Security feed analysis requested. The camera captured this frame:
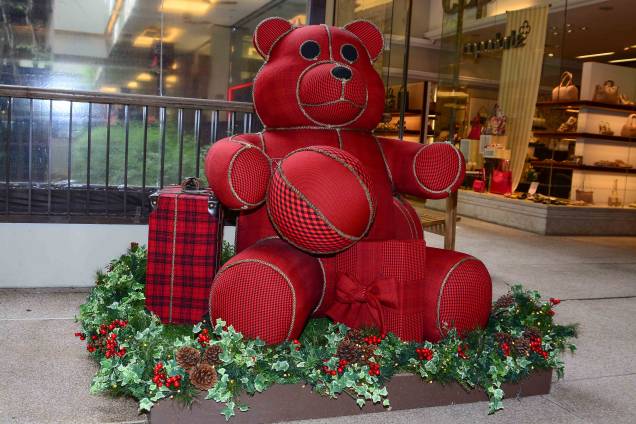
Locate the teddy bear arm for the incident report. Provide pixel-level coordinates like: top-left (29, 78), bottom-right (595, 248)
top-left (377, 137), bottom-right (465, 200)
top-left (204, 135), bottom-right (272, 210)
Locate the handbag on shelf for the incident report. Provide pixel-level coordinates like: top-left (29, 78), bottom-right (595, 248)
top-left (620, 114), bottom-right (636, 138)
top-left (575, 177), bottom-right (593, 204)
top-left (484, 104), bottom-right (506, 135)
top-left (472, 169), bottom-right (486, 193)
top-left (490, 161), bottom-right (513, 195)
top-left (468, 115), bottom-right (482, 139)
top-left (593, 80), bottom-right (620, 104)
top-left (552, 72), bottom-right (579, 102)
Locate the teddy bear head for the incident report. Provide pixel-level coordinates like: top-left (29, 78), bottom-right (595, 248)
top-left (252, 18), bottom-right (385, 130)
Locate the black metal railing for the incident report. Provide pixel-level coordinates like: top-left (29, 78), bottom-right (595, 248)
top-left (0, 84), bottom-right (258, 223)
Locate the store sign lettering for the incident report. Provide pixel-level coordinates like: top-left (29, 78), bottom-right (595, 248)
top-left (443, 0), bottom-right (494, 19)
top-left (463, 20), bottom-right (531, 57)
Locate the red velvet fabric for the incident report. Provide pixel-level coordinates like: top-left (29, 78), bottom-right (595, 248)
top-left (202, 20), bottom-right (491, 344)
top-left (146, 186), bottom-right (222, 324)
top-left (210, 239), bottom-right (323, 344)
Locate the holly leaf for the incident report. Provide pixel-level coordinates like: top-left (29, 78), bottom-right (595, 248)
top-left (272, 360), bottom-right (289, 372)
top-left (356, 398), bottom-right (365, 408)
top-left (139, 398), bottom-right (154, 412)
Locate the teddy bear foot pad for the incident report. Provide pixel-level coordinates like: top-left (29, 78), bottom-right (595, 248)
top-left (149, 369), bottom-right (552, 423)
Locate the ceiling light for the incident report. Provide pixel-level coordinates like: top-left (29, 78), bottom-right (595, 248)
top-left (576, 51), bottom-right (615, 59)
top-left (548, 53), bottom-right (554, 57)
top-left (580, 26), bottom-right (587, 31)
top-left (161, 0), bottom-right (211, 16)
top-left (625, 47), bottom-right (631, 51)
top-left (133, 27), bottom-right (183, 48)
top-left (609, 58), bottom-right (636, 64)
top-left (100, 86), bottom-right (118, 93)
top-left (165, 75), bottom-right (178, 84)
top-left (127, 81), bottom-right (139, 89)
top-left (136, 72), bottom-right (153, 82)
top-left (106, 0), bottom-right (124, 35)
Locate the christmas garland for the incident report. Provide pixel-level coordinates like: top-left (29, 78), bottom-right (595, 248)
top-left (75, 244), bottom-right (577, 420)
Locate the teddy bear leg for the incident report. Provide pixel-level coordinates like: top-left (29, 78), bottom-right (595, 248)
top-left (209, 238), bottom-right (325, 345)
top-left (421, 247), bottom-right (492, 342)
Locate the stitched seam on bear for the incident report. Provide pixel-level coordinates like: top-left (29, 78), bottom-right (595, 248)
top-left (436, 257), bottom-right (477, 336)
top-left (228, 144), bottom-right (266, 208)
top-left (211, 258), bottom-right (297, 341)
top-left (336, 129), bottom-right (343, 149)
top-left (313, 258), bottom-right (327, 313)
top-left (372, 135), bottom-right (394, 189)
top-left (393, 196), bottom-right (416, 239)
top-left (284, 146), bottom-right (376, 238)
top-left (323, 24), bottom-right (333, 60)
top-left (412, 143), bottom-right (463, 194)
top-left (300, 98), bottom-right (365, 108)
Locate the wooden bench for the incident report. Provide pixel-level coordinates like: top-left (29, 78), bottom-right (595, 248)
top-left (406, 192), bottom-right (459, 250)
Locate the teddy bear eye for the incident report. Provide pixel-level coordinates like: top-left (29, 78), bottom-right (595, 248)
top-left (341, 44), bottom-right (358, 63)
top-left (300, 40), bottom-right (320, 60)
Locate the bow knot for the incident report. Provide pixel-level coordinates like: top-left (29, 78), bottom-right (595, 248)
top-left (327, 273), bottom-right (400, 333)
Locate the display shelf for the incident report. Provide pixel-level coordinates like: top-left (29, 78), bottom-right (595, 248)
top-left (390, 110), bottom-right (422, 116)
top-left (532, 131), bottom-right (636, 143)
top-left (536, 100), bottom-right (636, 113)
top-left (530, 160), bottom-right (636, 175)
top-left (374, 129), bottom-right (420, 135)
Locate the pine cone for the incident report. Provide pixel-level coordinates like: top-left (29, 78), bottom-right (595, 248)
top-left (512, 337), bottom-right (531, 357)
top-left (176, 347), bottom-right (201, 371)
top-left (337, 338), bottom-right (374, 364)
top-left (189, 364), bottom-right (218, 391)
top-left (494, 332), bottom-right (513, 345)
top-left (493, 293), bottom-right (515, 311)
top-left (523, 327), bottom-right (542, 340)
top-left (202, 345), bottom-right (223, 366)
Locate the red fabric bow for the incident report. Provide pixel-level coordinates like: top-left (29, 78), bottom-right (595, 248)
top-left (326, 273), bottom-right (400, 333)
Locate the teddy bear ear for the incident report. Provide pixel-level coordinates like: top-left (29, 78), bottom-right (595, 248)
top-left (344, 20), bottom-right (384, 62)
top-left (253, 17), bottom-right (294, 59)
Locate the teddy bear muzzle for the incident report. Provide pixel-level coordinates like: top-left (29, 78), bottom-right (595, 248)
top-left (297, 62), bottom-right (367, 126)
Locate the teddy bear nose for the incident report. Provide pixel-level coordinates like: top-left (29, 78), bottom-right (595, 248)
top-left (331, 66), bottom-right (352, 81)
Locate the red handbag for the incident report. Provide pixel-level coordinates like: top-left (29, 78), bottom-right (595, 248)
top-left (490, 161), bottom-right (512, 195)
top-left (472, 169), bottom-right (486, 193)
top-left (145, 178), bottom-right (224, 324)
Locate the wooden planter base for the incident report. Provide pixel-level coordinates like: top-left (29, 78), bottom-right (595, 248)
top-left (149, 369), bottom-right (552, 423)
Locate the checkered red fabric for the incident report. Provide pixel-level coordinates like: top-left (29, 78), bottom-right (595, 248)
top-left (210, 239), bottom-right (323, 344)
top-left (324, 240), bottom-right (428, 341)
top-left (205, 138), bottom-right (271, 210)
top-left (378, 137), bottom-right (465, 200)
top-left (146, 186), bottom-right (223, 324)
top-left (392, 195), bottom-right (424, 240)
top-left (420, 247), bottom-right (492, 342)
top-left (267, 146), bottom-right (375, 254)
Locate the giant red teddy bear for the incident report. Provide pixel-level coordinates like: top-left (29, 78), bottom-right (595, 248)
top-left (205, 18), bottom-right (492, 345)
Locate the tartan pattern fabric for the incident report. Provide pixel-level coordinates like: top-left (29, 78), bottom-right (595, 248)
top-left (146, 186), bottom-right (222, 324)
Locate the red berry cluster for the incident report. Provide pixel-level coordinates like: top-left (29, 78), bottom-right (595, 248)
top-left (292, 339), bottom-right (301, 351)
top-left (105, 332), bottom-right (126, 358)
top-left (549, 298), bottom-right (561, 305)
top-left (457, 344), bottom-right (469, 359)
top-left (322, 358), bottom-right (349, 376)
top-left (415, 347), bottom-right (433, 361)
top-left (368, 361), bottom-right (381, 376)
top-left (197, 328), bottom-right (210, 347)
top-left (529, 336), bottom-right (549, 359)
top-left (363, 334), bottom-right (386, 345)
top-left (152, 363), bottom-right (167, 387)
top-left (74, 332), bottom-right (86, 341)
top-left (500, 342), bottom-right (511, 357)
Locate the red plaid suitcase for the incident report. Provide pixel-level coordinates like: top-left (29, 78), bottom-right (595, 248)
top-left (145, 178), bottom-right (223, 324)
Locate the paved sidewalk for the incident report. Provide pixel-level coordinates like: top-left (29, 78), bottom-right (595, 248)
top-left (1, 217), bottom-right (635, 423)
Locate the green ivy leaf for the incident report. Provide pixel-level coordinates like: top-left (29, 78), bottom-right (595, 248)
top-left (139, 398), bottom-right (154, 412)
top-left (272, 360), bottom-right (289, 372)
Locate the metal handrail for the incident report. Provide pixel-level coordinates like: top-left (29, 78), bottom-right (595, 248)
top-left (0, 84), bottom-right (258, 223)
top-left (0, 84), bottom-right (255, 112)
